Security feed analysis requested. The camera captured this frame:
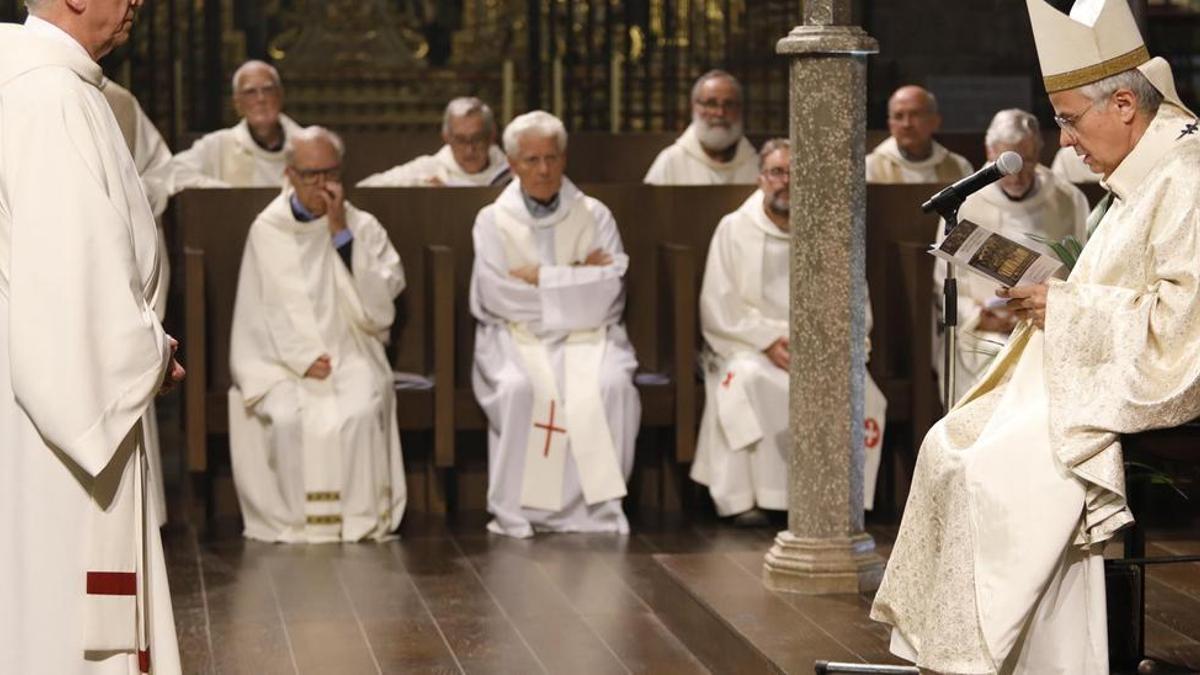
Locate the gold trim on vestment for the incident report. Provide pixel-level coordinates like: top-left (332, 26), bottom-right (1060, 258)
top-left (306, 514), bottom-right (343, 525)
top-left (1044, 46), bottom-right (1150, 93)
top-left (306, 491), bottom-right (340, 502)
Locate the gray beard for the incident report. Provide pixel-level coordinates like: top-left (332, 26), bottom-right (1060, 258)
top-left (694, 118), bottom-right (744, 152)
top-left (767, 192), bottom-right (789, 217)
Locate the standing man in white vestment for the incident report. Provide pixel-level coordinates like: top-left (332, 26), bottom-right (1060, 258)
top-left (866, 85), bottom-right (973, 184)
top-left (691, 140), bottom-right (887, 522)
top-left (872, 0), bottom-right (1200, 672)
top-left (101, 77), bottom-right (174, 527)
top-left (644, 70), bottom-right (759, 185)
top-left (357, 97), bottom-right (511, 187)
top-left (471, 111), bottom-right (641, 538)
top-left (228, 126), bottom-right (407, 543)
top-left (144, 59), bottom-right (302, 199)
top-left (934, 109), bottom-right (1090, 404)
top-left (1, 1), bottom-right (186, 672)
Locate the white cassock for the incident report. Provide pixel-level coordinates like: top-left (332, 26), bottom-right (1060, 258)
top-left (101, 78), bottom-right (174, 527)
top-left (228, 189), bottom-right (407, 543)
top-left (1051, 146), bottom-right (1103, 183)
top-left (143, 113), bottom-right (302, 197)
top-left (1, 18), bottom-right (179, 674)
top-left (865, 136), bottom-right (973, 183)
top-left (470, 178), bottom-right (640, 538)
top-left (356, 144), bottom-right (511, 187)
top-left (934, 164), bottom-right (1089, 403)
top-left (643, 124), bottom-right (759, 185)
top-left (691, 191), bottom-right (886, 514)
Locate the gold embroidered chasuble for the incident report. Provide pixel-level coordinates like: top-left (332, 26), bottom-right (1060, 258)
top-left (872, 104), bottom-right (1200, 673)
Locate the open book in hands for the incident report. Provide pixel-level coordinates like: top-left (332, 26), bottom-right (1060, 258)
top-left (929, 219), bottom-right (1063, 288)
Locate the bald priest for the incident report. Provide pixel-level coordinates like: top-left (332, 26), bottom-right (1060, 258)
top-left (871, 0), bottom-right (1200, 672)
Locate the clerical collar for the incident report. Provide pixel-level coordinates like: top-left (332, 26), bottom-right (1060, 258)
top-left (289, 192), bottom-right (318, 222)
top-left (522, 191), bottom-right (560, 218)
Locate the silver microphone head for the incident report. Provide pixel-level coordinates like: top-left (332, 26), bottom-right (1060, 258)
top-left (996, 151), bottom-right (1024, 176)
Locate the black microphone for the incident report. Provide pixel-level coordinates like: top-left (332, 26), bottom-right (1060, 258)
top-left (920, 151), bottom-right (1024, 215)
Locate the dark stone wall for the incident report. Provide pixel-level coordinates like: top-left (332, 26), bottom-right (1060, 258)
top-left (863, 0), bottom-right (1049, 129)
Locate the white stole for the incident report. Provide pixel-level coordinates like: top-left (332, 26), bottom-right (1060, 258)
top-left (493, 198), bottom-right (627, 511)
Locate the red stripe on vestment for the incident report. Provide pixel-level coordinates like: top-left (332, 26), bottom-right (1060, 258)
top-left (138, 648), bottom-right (151, 673)
top-left (86, 571), bottom-right (137, 596)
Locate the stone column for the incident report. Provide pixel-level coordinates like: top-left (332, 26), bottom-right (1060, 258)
top-left (763, 1), bottom-right (884, 595)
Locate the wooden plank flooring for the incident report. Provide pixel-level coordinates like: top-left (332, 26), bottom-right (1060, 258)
top-left (167, 514), bottom-right (720, 674)
top-left (165, 515), bottom-right (1200, 674)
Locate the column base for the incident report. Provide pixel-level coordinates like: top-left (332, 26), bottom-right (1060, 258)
top-left (762, 530), bottom-right (884, 595)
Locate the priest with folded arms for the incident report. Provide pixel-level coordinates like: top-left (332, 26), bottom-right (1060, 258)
top-left (866, 85), bottom-right (973, 184)
top-left (644, 70), bottom-right (759, 185)
top-left (470, 111), bottom-right (641, 538)
top-left (933, 108), bottom-right (1090, 404)
top-left (1, 2), bottom-right (186, 671)
top-left (145, 59), bottom-right (302, 198)
top-left (228, 126), bottom-right (407, 543)
top-left (872, 1), bottom-right (1200, 672)
top-left (357, 97), bottom-right (511, 187)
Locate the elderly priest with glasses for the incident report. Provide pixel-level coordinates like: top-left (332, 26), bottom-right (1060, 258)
top-left (871, 0), bottom-right (1200, 672)
top-left (228, 126), bottom-right (407, 544)
top-left (470, 111), bottom-right (641, 538)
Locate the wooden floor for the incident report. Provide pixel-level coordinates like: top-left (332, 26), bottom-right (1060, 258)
top-left (163, 511), bottom-right (1200, 675)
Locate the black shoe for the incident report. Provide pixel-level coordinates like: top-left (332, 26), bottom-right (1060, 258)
top-left (732, 508), bottom-right (769, 528)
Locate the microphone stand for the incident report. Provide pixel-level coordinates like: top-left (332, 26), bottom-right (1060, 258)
top-left (937, 202), bottom-right (960, 412)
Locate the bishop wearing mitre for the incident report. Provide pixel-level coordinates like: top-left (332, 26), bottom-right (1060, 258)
top-left (470, 111), bottom-right (640, 538)
top-left (872, 1), bottom-right (1200, 672)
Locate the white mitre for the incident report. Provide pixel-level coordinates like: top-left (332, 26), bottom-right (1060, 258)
top-left (1026, 0), bottom-right (1193, 114)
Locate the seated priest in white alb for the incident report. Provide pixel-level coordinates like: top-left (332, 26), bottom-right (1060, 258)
top-left (470, 111), bottom-right (641, 538)
top-left (934, 109), bottom-right (1089, 404)
top-left (644, 70), bottom-right (758, 185)
top-left (144, 59), bottom-right (301, 198)
top-left (357, 97), bottom-right (511, 187)
top-left (228, 126), bottom-right (407, 543)
top-left (866, 85), bottom-right (973, 183)
top-left (100, 77), bottom-right (174, 527)
top-left (691, 140), bottom-right (887, 523)
top-left (1051, 144), bottom-right (1103, 183)
top-left (873, 1), bottom-right (1200, 671)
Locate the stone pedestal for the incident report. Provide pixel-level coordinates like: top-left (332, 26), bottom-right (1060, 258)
top-left (763, 13), bottom-right (884, 595)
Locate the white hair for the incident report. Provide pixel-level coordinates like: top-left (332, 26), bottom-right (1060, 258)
top-left (502, 111), bottom-right (568, 157)
top-left (985, 109), bottom-right (1042, 151)
top-left (285, 125), bottom-right (345, 164)
top-left (442, 97), bottom-right (496, 135)
top-left (231, 60), bottom-right (282, 93)
top-left (690, 69), bottom-right (743, 103)
top-left (1079, 68), bottom-right (1163, 114)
